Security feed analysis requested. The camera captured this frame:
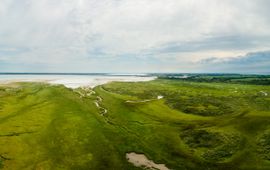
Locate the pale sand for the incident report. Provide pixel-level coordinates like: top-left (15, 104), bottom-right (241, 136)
top-left (157, 95), bottom-right (164, 99)
top-left (260, 91), bottom-right (268, 96)
top-left (126, 152), bottom-right (169, 170)
top-left (126, 95), bottom-right (164, 103)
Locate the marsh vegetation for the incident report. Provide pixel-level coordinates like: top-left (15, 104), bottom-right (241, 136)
top-left (0, 76), bottom-right (270, 169)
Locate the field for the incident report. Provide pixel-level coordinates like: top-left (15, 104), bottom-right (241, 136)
top-left (1, 77), bottom-right (270, 169)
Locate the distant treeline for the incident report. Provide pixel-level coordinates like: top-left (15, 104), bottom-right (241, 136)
top-left (157, 74), bottom-right (270, 85)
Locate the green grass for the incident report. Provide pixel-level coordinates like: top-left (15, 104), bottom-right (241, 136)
top-left (0, 79), bottom-right (270, 169)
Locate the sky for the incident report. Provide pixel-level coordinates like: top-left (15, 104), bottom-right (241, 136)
top-left (0, 0), bottom-right (270, 73)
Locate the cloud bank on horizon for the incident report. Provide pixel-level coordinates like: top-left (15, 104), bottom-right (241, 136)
top-left (0, 0), bottom-right (270, 73)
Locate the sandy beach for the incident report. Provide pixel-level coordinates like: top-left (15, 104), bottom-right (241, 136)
top-left (0, 74), bottom-right (156, 88)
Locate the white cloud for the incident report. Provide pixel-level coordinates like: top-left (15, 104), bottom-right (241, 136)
top-left (0, 0), bottom-right (270, 72)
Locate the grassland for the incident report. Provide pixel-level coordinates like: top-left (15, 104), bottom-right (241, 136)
top-left (0, 77), bottom-right (270, 169)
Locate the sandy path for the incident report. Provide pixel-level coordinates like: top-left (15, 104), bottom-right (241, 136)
top-left (126, 152), bottom-right (169, 170)
top-left (94, 96), bottom-right (108, 115)
top-left (75, 87), bottom-right (95, 98)
top-left (74, 87), bottom-right (107, 115)
top-left (126, 96), bottom-right (164, 103)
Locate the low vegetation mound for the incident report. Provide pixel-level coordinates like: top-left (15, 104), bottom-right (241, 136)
top-left (257, 130), bottom-right (270, 160)
top-left (181, 129), bottom-right (243, 162)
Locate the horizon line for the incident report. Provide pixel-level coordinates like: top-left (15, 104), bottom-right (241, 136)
top-left (0, 72), bottom-right (269, 75)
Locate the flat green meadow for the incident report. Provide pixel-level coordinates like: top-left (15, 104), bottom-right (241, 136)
top-left (0, 78), bottom-right (270, 169)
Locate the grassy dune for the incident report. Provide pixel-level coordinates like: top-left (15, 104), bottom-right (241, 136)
top-left (0, 79), bottom-right (270, 169)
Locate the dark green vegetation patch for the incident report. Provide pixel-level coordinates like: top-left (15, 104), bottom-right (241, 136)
top-left (257, 130), bottom-right (270, 160)
top-left (181, 129), bottom-right (223, 148)
top-left (0, 77), bottom-right (270, 169)
top-left (181, 128), bottom-right (243, 162)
